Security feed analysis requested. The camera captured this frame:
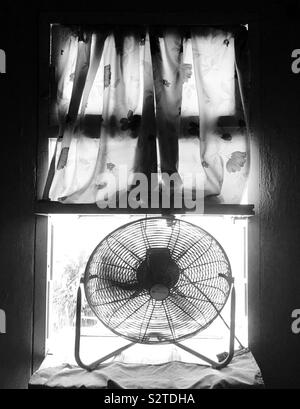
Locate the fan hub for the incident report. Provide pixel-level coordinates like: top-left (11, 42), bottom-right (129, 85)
top-left (150, 284), bottom-right (169, 301)
top-left (136, 248), bottom-right (180, 291)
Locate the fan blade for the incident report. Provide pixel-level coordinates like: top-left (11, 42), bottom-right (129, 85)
top-left (109, 280), bottom-right (141, 292)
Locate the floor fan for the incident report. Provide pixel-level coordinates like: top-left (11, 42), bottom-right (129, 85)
top-left (75, 216), bottom-right (236, 370)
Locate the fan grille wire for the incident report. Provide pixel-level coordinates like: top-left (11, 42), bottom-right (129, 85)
top-left (84, 217), bottom-right (232, 344)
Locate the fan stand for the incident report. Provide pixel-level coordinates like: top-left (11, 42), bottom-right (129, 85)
top-left (173, 283), bottom-right (236, 370)
top-left (75, 284), bottom-right (136, 371)
top-left (74, 282), bottom-right (236, 371)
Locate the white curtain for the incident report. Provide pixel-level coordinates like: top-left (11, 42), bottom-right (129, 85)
top-left (45, 25), bottom-right (250, 206)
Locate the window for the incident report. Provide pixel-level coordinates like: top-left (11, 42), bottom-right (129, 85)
top-left (46, 214), bottom-right (248, 364)
top-left (34, 13), bottom-right (258, 372)
top-left (41, 22), bottom-right (250, 209)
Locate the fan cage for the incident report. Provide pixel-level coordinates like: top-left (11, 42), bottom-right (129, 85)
top-left (84, 217), bottom-right (232, 345)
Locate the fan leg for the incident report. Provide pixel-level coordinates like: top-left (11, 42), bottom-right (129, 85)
top-left (75, 285), bottom-right (91, 371)
top-left (213, 284), bottom-right (236, 369)
top-left (173, 342), bottom-right (220, 366)
top-left (173, 284), bottom-right (236, 370)
top-left (75, 285), bottom-right (136, 371)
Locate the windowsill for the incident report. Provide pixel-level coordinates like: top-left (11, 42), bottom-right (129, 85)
top-left (29, 348), bottom-right (264, 389)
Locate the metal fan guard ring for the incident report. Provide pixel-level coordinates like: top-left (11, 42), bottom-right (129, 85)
top-left (84, 217), bottom-right (232, 345)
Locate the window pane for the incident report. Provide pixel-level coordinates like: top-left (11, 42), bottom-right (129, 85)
top-left (47, 214), bottom-right (247, 364)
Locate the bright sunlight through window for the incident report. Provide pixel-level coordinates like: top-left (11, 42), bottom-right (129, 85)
top-left (46, 214), bottom-right (248, 365)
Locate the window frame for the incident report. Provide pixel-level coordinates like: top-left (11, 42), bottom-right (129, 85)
top-left (33, 10), bottom-right (260, 373)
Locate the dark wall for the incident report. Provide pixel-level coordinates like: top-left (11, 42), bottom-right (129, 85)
top-left (0, 9), bottom-right (37, 388)
top-left (0, 1), bottom-right (300, 388)
top-left (258, 6), bottom-right (300, 388)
